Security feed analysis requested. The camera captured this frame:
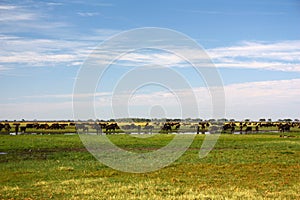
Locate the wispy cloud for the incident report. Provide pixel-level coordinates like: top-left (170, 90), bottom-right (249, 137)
top-left (0, 36), bottom-right (90, 67)
top-left (77, 12), bottom-right (100, 17)
top-left (0, 4), bottom-right (36, 21)
top-left (1, 30), bottom-right (300, 74)
top-left (67, 1), bottom-right (113, 7)
top-left (208, 40), bottom-right (300, 61)
top-left (46, 2), bottom-right (64, 6)
top-left (116, 51), bottom-right (186, 67)
top-left (0, 5), bottom-right (17, 10)
top-left (2, 78), bottom-right (299, 120)
top-left (83, 38), bottom-right (300, 73)
top-left (86, 40), bottom-right (300, 72)
top-left (176, 9), bottom-right (285, 16)
top-left (0, 1), bottom-right (73, 37)
top-left (22, 91), bottom-right (112, 100)
top-left (208, 40), bottom-right (300, 72)
top-left (224, 79), bottom-right (300, 120)
top-left (0, 2), bottom-right (299, 73)
top-left (94, 78), bottom-right (300, 119)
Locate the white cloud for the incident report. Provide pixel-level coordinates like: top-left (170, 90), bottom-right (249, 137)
top-left (0, 35), bottom-right (92, 66)
top-left (214, 61), bottom-right (300, 72)
top-left (77, 12), bottom-right (100, 17)
top-left (0, 52), bottom-right (77, 65)
top-left (46, 2), bottom-right (64, 6)
top-left (0, 11), bottom-right (36, 22)
top-left (99, 78), bottom-right (300, 120)
top-left (117, 51), bottom-right (186, 67)
top-left (224, 79), bottom-right (300, 120)
top-left (1, 36), bottom-right (300, 75)
top-left (177, 9), bottom-right (285, 16)
top-left (5, 79), bottom-right (297, 120)
top-left (0, 4), bottom-right (37, 22)
top-left (1, 2), bottom-right (298, 74)
top-left (208, 40), bottom-right (300, 60)
top-left (207, 40), bottom-right (300, 72)
top-left (0, 5), bottom-right (17, 10)
top-left (0, 28), bottom-right (124, 68)
top-left (0, 2), bottom-right (72, 37)
top-left (67, 1), bottom-right (113, 7)
top-left (80, 40), bottom-right (300, 71)
top-left (22, 92), bottom-right (112, 100)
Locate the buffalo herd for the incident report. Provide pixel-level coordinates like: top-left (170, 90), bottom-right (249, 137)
top-left (221, 122), bottom-right (300, 134)
top-left (0, 121), bottom-right (299, 135)
top-left (0, 122), bottom-right (69, 135)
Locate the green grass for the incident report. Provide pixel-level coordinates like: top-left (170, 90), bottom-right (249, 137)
top-left (0, 133), bottom-right (299, 199)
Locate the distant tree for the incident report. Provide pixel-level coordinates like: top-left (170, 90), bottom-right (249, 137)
top-left (217, 118), bottom-right (228, 122)
top-left (173, 119), bottom-right (181, 122)
top-left (185, 118), bottom-right (192, 122)
top-left (229, 119), bottom-right (235, 122)
top-left (268, 119), bottom-right (272, 122)
top-left (244, 119), bottom-right (250, 122)
top-left (294, 119), bottom-right (299, 122)
top-left (160, 118), bottom-right (167, 122)
top-left (259, 119), bottom-right (266, 122)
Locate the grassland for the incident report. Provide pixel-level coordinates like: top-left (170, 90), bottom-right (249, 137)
top-left (0, 132), bottom-right (299, 199)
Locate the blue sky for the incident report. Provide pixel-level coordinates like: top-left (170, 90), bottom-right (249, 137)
top-left (0, 0), bottom-right (300, 120)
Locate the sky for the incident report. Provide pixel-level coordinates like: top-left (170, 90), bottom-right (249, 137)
top-left (0, 0), bottom-right (300, 121)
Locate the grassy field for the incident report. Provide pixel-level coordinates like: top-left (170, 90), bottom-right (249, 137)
top-left (0, 132), bottom-right (299, 199)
